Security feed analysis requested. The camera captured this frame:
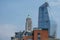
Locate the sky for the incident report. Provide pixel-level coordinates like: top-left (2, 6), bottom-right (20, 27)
top-left (0, 0), bottom-right (60, 40)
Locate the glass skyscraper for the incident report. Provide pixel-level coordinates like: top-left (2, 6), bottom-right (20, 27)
top-left (38, 2), bottom-right (50, 30)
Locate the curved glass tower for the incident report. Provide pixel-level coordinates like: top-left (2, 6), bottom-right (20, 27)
top-left (38, 2), bottom-right (50, 30)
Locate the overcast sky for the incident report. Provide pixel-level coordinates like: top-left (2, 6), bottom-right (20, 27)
top-left (0, 0), bottom-right (60, 40)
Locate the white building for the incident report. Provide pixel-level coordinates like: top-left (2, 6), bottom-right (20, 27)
top-left (25, 15), bottom-right (32, 32)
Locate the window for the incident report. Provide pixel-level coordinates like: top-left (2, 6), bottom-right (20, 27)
top-left (38, 33), bottom-right (40, 35)
top-left (15, 33), bottom-right (18, 35)
top-left (28, 38), bottom-right (32, 40)
top-left (38, 33), bottom-right (40, 40)
top-left (38, 33), bottom-right (40, 37)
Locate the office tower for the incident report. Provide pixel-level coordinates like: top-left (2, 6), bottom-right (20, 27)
top-left (38, 2), bottom-right (50, 30)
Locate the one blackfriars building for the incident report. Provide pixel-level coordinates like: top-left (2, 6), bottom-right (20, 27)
top-left (38, 2), bottom-right (50, 31)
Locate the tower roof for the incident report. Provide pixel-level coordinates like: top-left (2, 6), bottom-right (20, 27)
top-left (26, 14), bottom-right (31, 20)
top-left (27, 14), bottom-right (31, 18)
top-left (40, 2), bottom-right (49, 8)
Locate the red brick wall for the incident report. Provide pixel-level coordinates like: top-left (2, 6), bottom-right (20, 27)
top-left (23, 36), bottom-right (33, 40)
top-left (33, 30), bottom-right (48, 40)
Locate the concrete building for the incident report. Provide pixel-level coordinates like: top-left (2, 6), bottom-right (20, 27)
top-left (25, 15), bottom-right (32, 32)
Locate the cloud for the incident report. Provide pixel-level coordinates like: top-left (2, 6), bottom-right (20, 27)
top-left (0, 24), bottom-right (20, 40)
